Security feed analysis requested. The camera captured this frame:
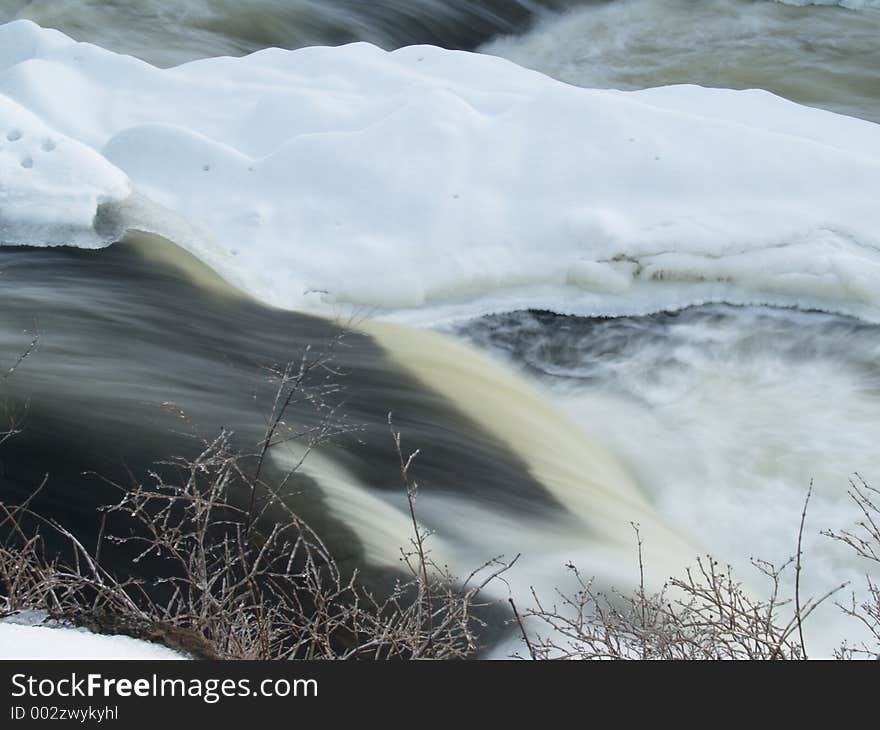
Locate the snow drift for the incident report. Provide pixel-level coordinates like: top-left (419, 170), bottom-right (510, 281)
top-left (2, 19), bottom-right (880, 323)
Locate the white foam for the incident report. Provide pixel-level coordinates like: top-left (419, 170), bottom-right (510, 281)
top-left (362, 319), bottom-right (702, 591)
top-left (481, 0), bottom-right (880, 124)
top-left (457, 305), bottom-right (880, 656)
top-left (776, 0), bottom-right (878, 7)
top-left (2, 20), bottom-right (880, 324)
top-left (273, 447), bottom-right (447, 571)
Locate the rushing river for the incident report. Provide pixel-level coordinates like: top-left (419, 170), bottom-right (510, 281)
top-left (1, 0), bottom-right (879, 655)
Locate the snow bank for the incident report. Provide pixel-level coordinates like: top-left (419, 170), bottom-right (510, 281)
top-left (2, 20), bottom-right (880, 322)
top-left (0, 93), bottom-right (129, 246)
top-left (0, 623), bottom-right (184, 659)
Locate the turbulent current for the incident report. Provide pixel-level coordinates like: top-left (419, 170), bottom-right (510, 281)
top-left (0, 0), bottom-right (571, 66)
top-left (456, 306), bottom-right (880, 652)
top-left (3, 0), bottom-right (878, 121)
top-left (1, 1), bottom-right (879, 656)
top-left (484, 0), bottom-right (880, 123)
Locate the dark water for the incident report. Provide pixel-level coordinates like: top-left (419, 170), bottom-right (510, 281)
top-left (482, 0), bottom-right (880, 123)
top-left (0, 0), bottom-right (575, 66)
top-left (0, 234), bottom-right (564, 600)
top-left (4, 1), bottom-right (876, 123)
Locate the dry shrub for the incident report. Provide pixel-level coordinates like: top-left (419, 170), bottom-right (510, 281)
top-left (2, 339), bottom-right (879, 660)
top-left (825, 477), bottom-right (880, 660)
top-left (0, 428), bottom-right (516, 659)
top-left (509, 489), bottom-right (880, 660)
top-left (0, 343), bottom-right (514, 659)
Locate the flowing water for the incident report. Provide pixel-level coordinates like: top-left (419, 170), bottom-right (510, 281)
top-left (455, 306), bottom-right (880, 651)
top-left (1, 0), bottom-right (879, 655)
top-left (0, 0), bottom-right (570, 66)
top-left (483, 0), bottom-right (880, 122)
top-left (3, 0), bottom-right (877, 121)
top-left (0, 233), bottom-right (700, 651)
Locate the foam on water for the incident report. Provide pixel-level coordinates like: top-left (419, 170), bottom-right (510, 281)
top-left (483, 0), bottom-right (880, 123)
top-left (456, 305), bottom-right (880, 655)
top-left (0, 0), bottom-right (565, 67)
top-left (363, 319), bottom-right (700, 582)
top-left (776, 0), bottom-right (878, 7)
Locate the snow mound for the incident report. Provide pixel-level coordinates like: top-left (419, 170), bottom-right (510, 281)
top-left (2, 20), bottom-right (880, 322)
top-left (0, 92), bottom-right (129, 246)
top-left (0, 623), bottom-right (184, 660)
